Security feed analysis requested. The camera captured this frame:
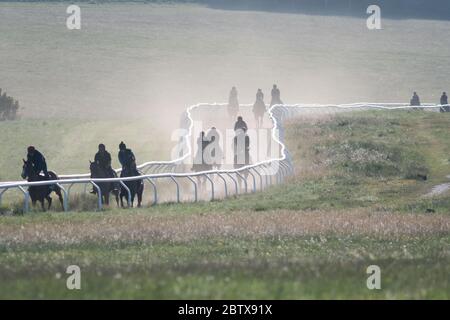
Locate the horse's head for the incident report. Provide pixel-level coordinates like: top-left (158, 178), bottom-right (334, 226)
top-left (89, 160), bottom-right (98, 175)
top-left (21, 159), bottom-right (35, 180)
top-left (90, 160), bottom-right (108, 178)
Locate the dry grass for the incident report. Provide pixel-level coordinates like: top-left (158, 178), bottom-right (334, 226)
top-left (1, 210), bottom-right (449, 246)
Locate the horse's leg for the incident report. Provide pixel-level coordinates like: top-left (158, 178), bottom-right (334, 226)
top-left (120, 191), bottom-right (125, 208)
top-left (105, 192), bottom-right (109, 206)
top-left (130, 191), bottom-right (135, 208)
top-left (56, 189), bottom-right (64, 210)
top-left (46, 196), bottom-right (52, 210)
top-left (137, 185), bottom-right (143, 208)
top-left (114, 190), bottom-right (120, 208)
top-left (40, 199), bottom-right (46, 211)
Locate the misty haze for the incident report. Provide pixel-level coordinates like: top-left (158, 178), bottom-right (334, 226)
top-left (0, 0), bottom-right (449, 301)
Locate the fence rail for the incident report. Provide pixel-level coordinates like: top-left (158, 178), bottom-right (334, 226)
top-left (0, 102), bottom-right (448, 212)
top-left (0, 102), bottom-right (294, 211)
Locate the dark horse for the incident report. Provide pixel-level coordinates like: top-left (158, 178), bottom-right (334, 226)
top-left (120, 160), bottom-right (144, 208)
top-left (89, 161), bottom-right (119, 207)
top-left (21, 159), bottom-right (64, 211)
top-left (253, 99), bottom-right (266, 128)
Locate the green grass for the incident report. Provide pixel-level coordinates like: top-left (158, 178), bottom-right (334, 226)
top-left (0, 110), bottom-right (449, 299)
top-left (1, 236), bottom-right (449, 299)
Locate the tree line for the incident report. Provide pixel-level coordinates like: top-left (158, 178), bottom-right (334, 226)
top-left (199, 0), bottom-right (450, 19)
top-left (0, 89), bottom-right (20, 121)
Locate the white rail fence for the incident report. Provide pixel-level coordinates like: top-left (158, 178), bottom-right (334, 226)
top-left (0, 102), bottom-right (447, 212)
top-left (0, 102), bottom-right (294, 211)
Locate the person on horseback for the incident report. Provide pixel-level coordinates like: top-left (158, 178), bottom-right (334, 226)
top-left (26, 146), bottom-right (49, 178)
top-left (253, 89), bottom-right (266, 128)
top-left (233, 127), bottom-right (251, 190)
top-left (234, 116), bottom-right (248, 133)
top-left (256, 88), bottom-right (264, 102)
top-left (118, 141), bottom-right (137, 177)
top-left (117, 142), bottom-right (144, 207)
top-left (270, 84), bottom-right (283, 107)
top-left (192, 131), bottom-right (212, 187)
top-left (95, 143), bottom-right (115, 177)
top-left (227, 86), bottom-right (239, 120)
top-left (205, 127), bottom-right (223, 170)
top-left (233, 128), bottom-right (250, 169)
top-left (90, 143), bottom-right (118, 194)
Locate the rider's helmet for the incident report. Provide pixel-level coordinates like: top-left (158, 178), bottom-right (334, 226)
top-left (27, 146), bottom-right (35, 154)
top-left (98, 143), bottom-right (106, 151)
top-left (119, 141), bottom-right (126, 150)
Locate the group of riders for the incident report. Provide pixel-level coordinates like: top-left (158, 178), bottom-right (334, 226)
top-left (25, 142), bottom-right (137, 182)
top-left (192, 115), bottom-right (251, 175)
top-left (23, 85), bottom-right (284, 185)
top-left (228, 85), bottom-right (283, 128)
top-left (23, 142), bottom-right (143, 208)
top-left (21, 87), bottom-right (449, 205)
top-left (192, 85), bottom-right (283, 181)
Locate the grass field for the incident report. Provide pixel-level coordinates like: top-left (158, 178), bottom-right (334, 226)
top-left (0, 109), bottom-right (449, 299)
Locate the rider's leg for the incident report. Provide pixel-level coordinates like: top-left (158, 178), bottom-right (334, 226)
top-left (42, 163), bottom-right (49, 178)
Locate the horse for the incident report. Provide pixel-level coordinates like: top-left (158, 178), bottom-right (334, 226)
top-left (89, 161), bottom-right (119, 207)
top-left (253, 99), bottom-right (266, 128)
top-left (119, 161), bottom-right (144, 208)
top-left (21, 159), bottom-right (64, 211)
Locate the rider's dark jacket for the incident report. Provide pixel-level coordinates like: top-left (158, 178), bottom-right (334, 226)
top-left (118, 149), bottom-right (135, 169)
top-left (441, 94), bottom-right (448, 105)
top-left (411, 95), bottom-right (421, 106)
top-left (95, 151), bottom-right (112, 169)
top-left (27, 150), bottom-right (48, 176)
top-left (234, 120), bottom-right (248, 132)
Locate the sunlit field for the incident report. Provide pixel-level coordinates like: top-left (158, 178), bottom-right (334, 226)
top-left (1, 110), bottom-right (449, 299)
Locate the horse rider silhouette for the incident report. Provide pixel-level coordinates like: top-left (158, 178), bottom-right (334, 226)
top-left (26, 146), bottom-right (49, 178)
top-left (118, 141), bottom-right (137, 177)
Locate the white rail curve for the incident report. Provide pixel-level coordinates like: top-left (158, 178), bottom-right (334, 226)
top-left (0, 102), bottom-right (447, 212)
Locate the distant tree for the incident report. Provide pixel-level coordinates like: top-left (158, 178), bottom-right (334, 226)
top-left (0, 89), bottom-right (20, 121)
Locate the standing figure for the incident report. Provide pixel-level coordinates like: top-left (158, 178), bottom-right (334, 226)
top-left (440, 92), bottom-right (449, 112)
top-left (410, 92), bottom-right (421, 107)
top-left (227, 87), bottom-right (239, 121)
top-left (270, 84), bottom-right (283, 107)
top-left (234, 116), bottom-right (248, 133)
top-left (253, 88), bottom-right (266, 128)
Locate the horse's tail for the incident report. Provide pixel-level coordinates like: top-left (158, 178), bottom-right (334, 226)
top-left (48, 171), bottom-right (58, 180)
top-left (47, 171), bottom-right (60, 193)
